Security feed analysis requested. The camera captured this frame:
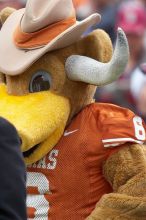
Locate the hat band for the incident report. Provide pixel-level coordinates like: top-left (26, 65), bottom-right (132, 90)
top-left (13, 16), bottom-right (76, 49)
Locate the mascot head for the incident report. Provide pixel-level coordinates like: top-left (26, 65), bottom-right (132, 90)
top-left (0, 0), bottom-right (129, 164)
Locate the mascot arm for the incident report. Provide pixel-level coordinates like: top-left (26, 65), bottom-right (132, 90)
top-left (87, 143), bottom-right (146, 220)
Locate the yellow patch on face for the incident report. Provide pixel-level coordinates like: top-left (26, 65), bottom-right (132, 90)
top-left (0, 84), bottom-right (70, 164)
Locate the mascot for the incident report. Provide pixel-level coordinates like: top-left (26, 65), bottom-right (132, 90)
top-left (0, 0), bottom-right (146, 219)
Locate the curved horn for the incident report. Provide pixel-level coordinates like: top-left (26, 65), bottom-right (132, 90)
top-left (65, 28), bottom-right (129, 86)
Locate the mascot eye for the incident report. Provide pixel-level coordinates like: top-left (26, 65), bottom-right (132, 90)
top-left (29, 70), bottom-right (51, 93)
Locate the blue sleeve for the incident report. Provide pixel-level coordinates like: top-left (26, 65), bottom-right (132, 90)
top-left (0, 117), bottom-right (27, 220)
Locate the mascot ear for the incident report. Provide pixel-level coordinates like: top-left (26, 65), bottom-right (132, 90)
top-left (0, 7), bottom-right (16, 25)
top-left (75, 29), bottom-right (113, 63)
top-left (56, 29), bottom-right (113, 65)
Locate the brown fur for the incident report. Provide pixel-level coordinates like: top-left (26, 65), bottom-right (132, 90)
top-left (7, 30), bottom-right (113, 119)
top-left (87, 144), bottom-right (146, 219)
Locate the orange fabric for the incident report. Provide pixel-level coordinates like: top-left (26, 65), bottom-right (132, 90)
top-left (26, 103), bottom-right (146, 219)
top-left (27, 207), bottom-right (36, 219)
top-left (13, 16), bottom-right (76, 49)
top-left (73, 0), bottom-right (88, 8)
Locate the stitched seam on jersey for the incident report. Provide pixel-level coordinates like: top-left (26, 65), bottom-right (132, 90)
top-left (90, 104), bottom-right (101, 131)
top-left (90, 104), bottom-right (105, 150)
top-left (80, 136), bottom-right (93, 217)
top-left (89, 104), bottom-right (106, 207)
top-left (91, 104), bottom-right (102, 136)
top-left (82, 104), bottom-right (98, 216)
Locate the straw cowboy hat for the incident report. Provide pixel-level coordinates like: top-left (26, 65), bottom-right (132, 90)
top-left (0, 0), bottom-right (100, 75)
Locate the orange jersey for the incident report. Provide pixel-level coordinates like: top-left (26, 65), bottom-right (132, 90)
top-left (27, 103), bottom-right (146, 220)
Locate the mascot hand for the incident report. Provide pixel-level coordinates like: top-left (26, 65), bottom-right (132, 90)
top-left (87, 144), bottom-right (146, 220)
top-left (86, 193), bottom-right (146, 220)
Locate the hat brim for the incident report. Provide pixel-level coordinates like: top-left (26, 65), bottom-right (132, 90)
top-left (0, 9), bottom-right (100, 75)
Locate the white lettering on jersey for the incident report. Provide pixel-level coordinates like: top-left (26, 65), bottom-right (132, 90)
top-left (27, 172), bottom-right (51, 220)
top-left (26, 150), bottom-right (59, 218)
top-left (27, 149), bottom-right (59, 170)
top-left (37, 157), bottom-right (46, 169)
top-left (133, 116), bottom-right (146, 141)
top-left (47, 150), bottom-right (59, 170)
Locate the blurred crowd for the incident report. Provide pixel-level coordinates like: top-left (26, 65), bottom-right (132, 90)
top-left (74, 0), bottom-right (146, 121)
top-left (1, 0), bottom-right (146, 121)
top-left (0, 0), bottom-right (26, 10)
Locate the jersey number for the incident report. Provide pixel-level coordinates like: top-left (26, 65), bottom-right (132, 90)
top-left (27, 172), bottom-right (50, 220)
top-left (133, 116), bottom-right (145, 141)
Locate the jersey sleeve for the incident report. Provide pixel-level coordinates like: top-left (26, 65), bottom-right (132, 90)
top-left (92, 103), bottom-right (146, 148)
